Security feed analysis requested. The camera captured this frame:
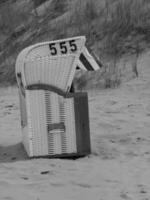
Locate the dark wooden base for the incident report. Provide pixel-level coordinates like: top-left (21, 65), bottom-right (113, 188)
top-left (29, 152), bottom-right (90, 160)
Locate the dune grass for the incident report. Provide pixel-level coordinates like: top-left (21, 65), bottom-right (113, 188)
top-left (0, 0), bottom-right (150, 85)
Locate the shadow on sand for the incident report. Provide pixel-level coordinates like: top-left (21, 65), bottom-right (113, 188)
top-left (0, 143), bottom-right (88, 162)
top-left (0, 143), bottom-right (28, 163)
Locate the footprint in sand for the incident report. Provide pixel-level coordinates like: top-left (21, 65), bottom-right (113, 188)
top-left (71, 181), bottom-right (92, 188)
top-left (120, 192), bottom-right (131, 199)
top-left (119, 137), bottom-right (132, 145)
top-left (50, 182), bottom-right (65, 187)
top-left (3, 112), bottom-right (11, 116)
top-left (137, 184), bottom-right (148, 197)
top-left (139, 187), bottom-right (147, 194)
top-left (21, 176), bottom-right (29, 180)
top-left (5, 104), bottom-right (14, 108)
top-left (3, 197), bottom-right (14, 200)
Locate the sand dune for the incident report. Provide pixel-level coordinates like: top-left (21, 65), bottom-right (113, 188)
top-left (0, 51), bottom-right (150, 200)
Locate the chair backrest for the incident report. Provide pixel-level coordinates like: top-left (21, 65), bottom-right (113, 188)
top-left (16, 36), bottom-right (86, 92)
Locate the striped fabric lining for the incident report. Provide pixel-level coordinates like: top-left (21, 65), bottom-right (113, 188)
top-left (77, 47), bottom-right (103, 71)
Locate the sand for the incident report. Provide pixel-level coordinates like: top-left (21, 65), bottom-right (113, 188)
top-left (0, 51), bottom-right (150, 200)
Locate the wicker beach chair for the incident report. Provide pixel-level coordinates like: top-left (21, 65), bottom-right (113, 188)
top-left (16, 36), bottom-right (91, 157)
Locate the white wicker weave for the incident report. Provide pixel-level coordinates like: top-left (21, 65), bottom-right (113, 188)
top-left (24, 55), bottom-right (76, 92)
top-left (16, 36), bottom-right (85, 157)
top-left (25, 90), bottom-right (76, 157)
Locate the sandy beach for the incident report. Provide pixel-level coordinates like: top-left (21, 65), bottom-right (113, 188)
top-left (0, 51), bottom-right (150, 200)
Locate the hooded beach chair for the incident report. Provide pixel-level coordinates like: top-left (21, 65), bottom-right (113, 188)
top-left (16, 36), bottom-right (91, 157)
